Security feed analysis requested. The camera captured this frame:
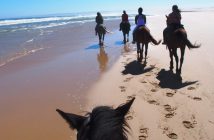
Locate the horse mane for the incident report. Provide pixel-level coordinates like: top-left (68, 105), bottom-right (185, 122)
top-left (88, 106), bottom-right (129, 140)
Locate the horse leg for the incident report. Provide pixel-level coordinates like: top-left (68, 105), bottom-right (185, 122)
top-left (137, 43), bottom-right (141, 61)
top-left (179, 46), bottom-right (185, 75)
top-left (141, 44), bottom-right (144, 60)
top-left (127, 33), bottom-right (129, 42)
top-left (145, 43), bottom-right (148, 59)
top-left (98, 34), bottom-right (102, 45)
top-left (169, 48), bottom-right (173, 71)
top-left (173, 48), bottom-right (179, 74)
top-left (123, 32), bottom-right (126, 44)
top-left (102, 34), bottom-right (105, 45)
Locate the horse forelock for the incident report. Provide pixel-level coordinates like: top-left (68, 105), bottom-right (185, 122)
top-left (85, 106), bottom-right (129, 140)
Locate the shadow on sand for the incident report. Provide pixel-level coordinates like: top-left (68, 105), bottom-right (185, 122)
top-left (156, 69), bottom-right (198, 89)
top-left (122, 60), bottom-right (154, 75)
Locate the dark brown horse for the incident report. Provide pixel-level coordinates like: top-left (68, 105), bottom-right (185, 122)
top-left (96, 24), bottom-right (107, 45)
top-left (56, 98), bottom-right (135, 140)
top-left (120, 22), bottom-right (130, 44)
top-left (135, 26), bottom-right (161, 62)
top-left (165, 28), bottom-right (200, 75)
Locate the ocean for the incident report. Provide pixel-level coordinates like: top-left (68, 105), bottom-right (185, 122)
top-left (0, 11), bottom-right (137, 67)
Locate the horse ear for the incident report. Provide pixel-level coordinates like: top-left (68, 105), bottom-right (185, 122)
top-left (56, 109), bottom-right (86, 131)
top-left (115, 97), bottom-right (135, 117)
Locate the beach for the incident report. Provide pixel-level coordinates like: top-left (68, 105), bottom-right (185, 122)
top-left (0, 9), bottom-right (214, 140)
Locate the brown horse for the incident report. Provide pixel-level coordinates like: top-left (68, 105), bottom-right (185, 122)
top-left (165, 28), bottom-right (200, 75)
top-left (56, 98), bottom-right (135, 140)
top-left (135, 26), bottom-right (161, 62)
top-left (96, 24), bottom-right (107, 45)
top-left (120, 22), bottom-right (130, 44)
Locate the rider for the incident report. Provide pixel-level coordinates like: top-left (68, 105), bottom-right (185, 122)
top-left (132, 7), bottom-right (147, 44)
top-left (95, 12), bottom-right (104, 36)
top-left (162, 5), bottom-right (183, 44)
top-left (119, 10), bottom-right (130, 31)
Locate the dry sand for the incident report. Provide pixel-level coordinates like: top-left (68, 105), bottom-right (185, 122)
top-left (86, 11), bottom-right (214, 140)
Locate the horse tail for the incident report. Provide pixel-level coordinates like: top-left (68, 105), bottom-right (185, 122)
top-left (183, 36), bottom-right (201, 49)
top-left (150, 35), bottom-right (161, 45)
top-left (177, 29), bottom-right (201, 49)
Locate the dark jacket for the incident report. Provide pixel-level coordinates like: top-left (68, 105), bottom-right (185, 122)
top-left (96, 15), bottom-right (103, 25)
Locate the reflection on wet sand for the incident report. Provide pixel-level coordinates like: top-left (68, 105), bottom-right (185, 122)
top-left (97, 46), bottom-right (108, 72)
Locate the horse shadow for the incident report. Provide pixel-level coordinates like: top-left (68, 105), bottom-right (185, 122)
top-left (122, 60), bottom-right (154, 75)
top-left (156, 69), bottom-right (198, 89)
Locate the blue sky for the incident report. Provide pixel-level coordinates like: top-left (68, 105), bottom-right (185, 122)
top-left (1, 0), bottom-right (214, 18)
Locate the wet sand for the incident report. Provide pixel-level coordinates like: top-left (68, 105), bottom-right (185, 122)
top-left (0, 20), bottom-right (127, 140)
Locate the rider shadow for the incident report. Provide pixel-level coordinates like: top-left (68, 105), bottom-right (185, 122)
top-left (122, 60), bottom-right (154, 75)
top-left (156, 69), bottom-right (198, 89)
top-left (97, 47), bottom-right (108, 72)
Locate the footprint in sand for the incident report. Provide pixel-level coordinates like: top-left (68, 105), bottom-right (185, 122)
top-left (126, 115), bottom-right (133, 120)
top-left (140, 80), bottom-right (147, 83)
top-left (187, 86), bottom-right (196, 90)
top-left (166, 92), bottom-right (174, 97)
top-left (164, 104), bottom-right (176, 118)
top-left (124, 77), bottom-right (133, 82)
top-left (151, 89), bottom-right (158, 92)
top-left (127, 95), bottom-right (136, 102)
top-left (164, 104), bottom-right (176, 112)
top-left (167, 133), bottom-right (178, 139)
top-left (147, 100), bottom-right (160, 105)
top-left (165, 112), bottom-right (175, 118)
top-left (182, 121), bottom-right (195, 129)
top-left (162, 127), bottom-right (178, 139)
top-left (119, 86), bottom-right (126, 92)
top-left (139, 127), bottom-right (149, 140)
top-left (188, 96), bottom-right (202, 101)
top-left (193, 97), bottom-right (202, 101)
top-left (145, 74), bottom-right (151, 77)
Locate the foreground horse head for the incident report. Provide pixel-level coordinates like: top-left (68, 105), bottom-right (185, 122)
top-left (135, 26), bottom-right (161, 62)
top-left (56, 98), bottom-right (135, 140)
top-left (166, 28), bottom-right (200, 76)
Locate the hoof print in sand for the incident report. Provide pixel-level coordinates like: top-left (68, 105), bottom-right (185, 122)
top-left (126, 115), bottom-right (133, 120)
top-left (147, 100), bottom-right (159, 105)
top-left (139, 128), bottom-right (148, 140)
top-left (187, 86), bottom-right (196, 90)
top-left (165, 112), bottom-right (175, 118)
top-left (167, 133), bottom-right (178, 139)
top-left (164, 104), bottom-right (176, 112)
top-left (119, 86), bottom-right (126, 92)
top-left (193, 97), bottom-right (202, 101)
top-left (166, 92), bottom-right (174, 97)
top-left (182, 121), bottom-right (195, 129)
top-left (141, 80), bottom-right (147, 83)
top-left (124, 77), bottom-right (133, 82)
top-left (151, 89), bottom-right (158, 92)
